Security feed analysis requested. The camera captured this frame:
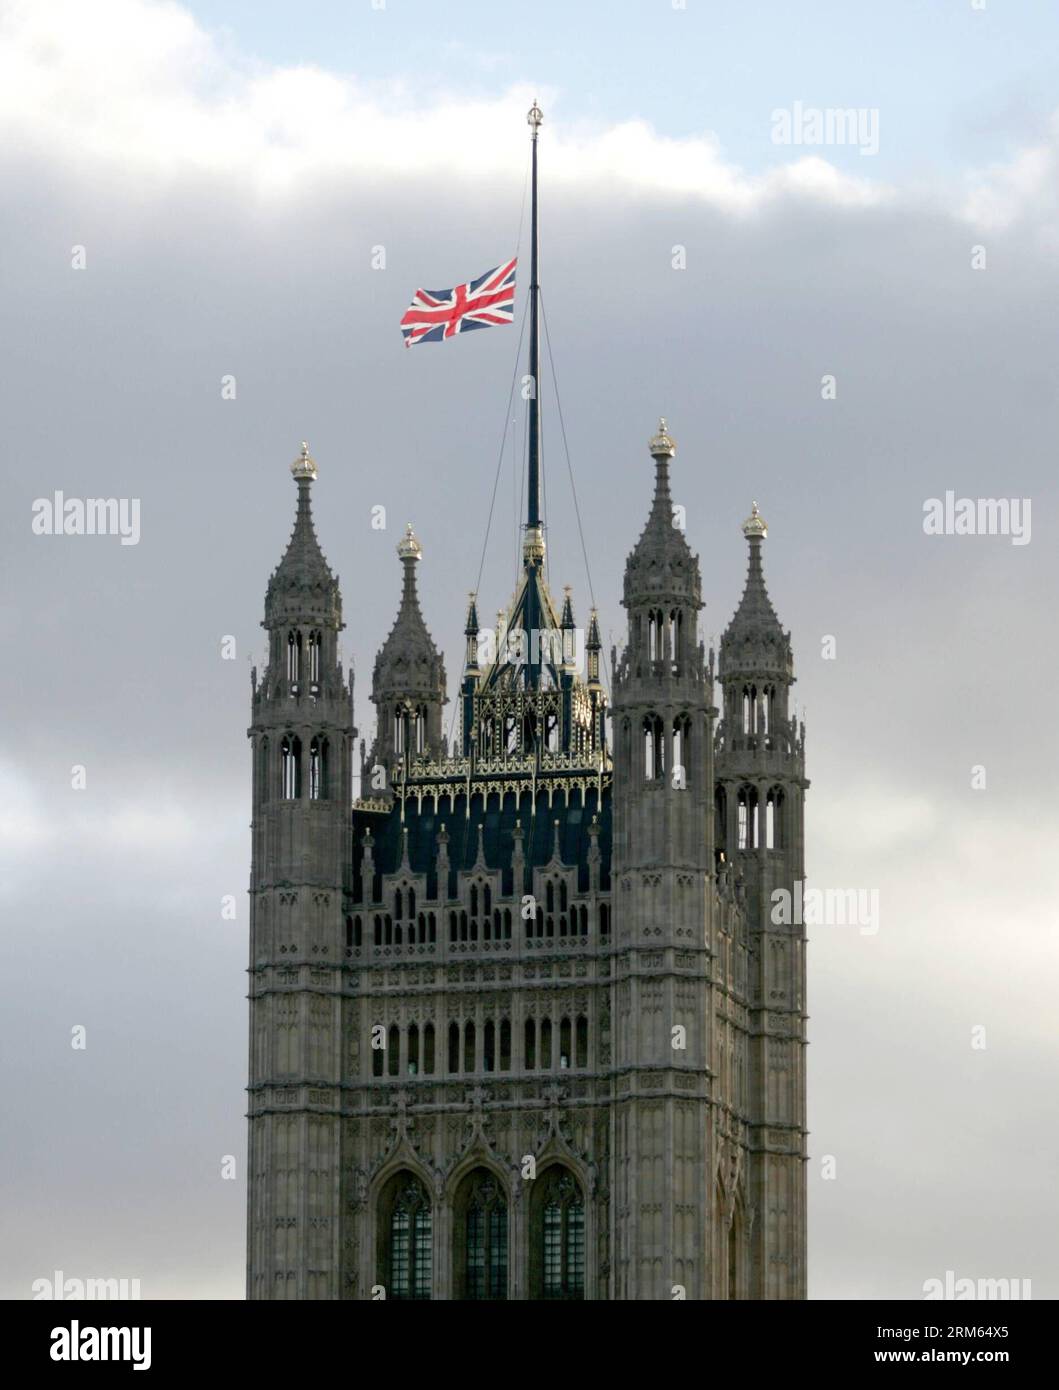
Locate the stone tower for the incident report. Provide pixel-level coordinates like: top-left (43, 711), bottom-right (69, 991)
top-left (246, 443), bottom-right (356, 1299)
top-left (246, 426), bottom-right (808, 1299)
top-left (715, 501), bottom-right (809, 1298)
top-left (609, 419), bottom-right (718, 1298)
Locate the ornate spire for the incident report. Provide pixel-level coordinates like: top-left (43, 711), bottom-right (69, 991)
top-left (623, 418), bottom-right (702, 611)
top-left (560, 586), bottom-right (575, 630)
top-left (463, 592), bottom-right (480, 679)
top-left (720, 501), bottom-right (791, 679)
top-left (265, 442), bottom-right (340, 629)
top-left (372, 524), bottom-right (446, 709)
top-left (464, 591), bottom-right (480, 638)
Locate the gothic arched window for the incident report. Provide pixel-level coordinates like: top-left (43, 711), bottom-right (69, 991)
top-left (643, 714), bottom-right (664, 782)
top-left (546, 710), bottom-right (559, 751)
top-left (531, 1166), bottom-right (585, 1300)
top-left (669, 607), bottom-right (683, 672)
top-left (728, 1199), bottom-right (745, 1299)
top-left (672, 715), bottom-right (691, 789)
top-left (539, 1018), bottom-right (552, 1069)
top-left (766, 787), bottom-right (784, 849)
top-left (454, 1169), bottom-right (508, 1300)
top-left (575, 1015), bottom-right (588, 1068)
top-left (378, 1173), bottom-right (432, 1301)
top-left (521, 710), bottom-right (537, 751)
top-left (737, 786), bottom-right (759, 850)
top-left (280, 735), bottom-right (301, 799)
top-left (287, 630), bottom-right (302, 683)
top-left (648, 609), bottom-right (663, 662)
top-left (480, 715), bottom-right (495, 753)
top-left (394, 705), bottom-right (406, 755)
top-left (309, 736), bottom-right (327, 800)
top-left (308, 629), bottom-right (321, 685)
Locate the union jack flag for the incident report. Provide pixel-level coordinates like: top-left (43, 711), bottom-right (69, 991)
top-left (400, 257), bottom-right (517, 347)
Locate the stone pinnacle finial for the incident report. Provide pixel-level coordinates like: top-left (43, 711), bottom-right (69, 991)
top-left (742, 500), bottom-right (768, 540)
top-left (464, 591), bottom-right (479, 629)
top-left (291, 440), bottom-right (317, 481)
top-left (397, 522), bottom-right (422, 561)
top-left (649, 417), bottom-right (675, 458)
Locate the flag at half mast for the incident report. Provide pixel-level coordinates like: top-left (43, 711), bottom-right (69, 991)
top-left (399, 256), bottom-right (517, 347)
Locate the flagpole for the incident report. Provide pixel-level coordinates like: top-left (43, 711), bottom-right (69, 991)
top-left (526, 100), bottom-right (543, 536)
top-left (524, 100), bottom-right (544, 689)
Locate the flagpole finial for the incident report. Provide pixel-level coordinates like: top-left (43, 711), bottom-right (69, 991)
top-left (527, 100), bottom-right (543, 131)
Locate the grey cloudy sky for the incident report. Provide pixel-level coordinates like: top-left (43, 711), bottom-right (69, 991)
top-left (1, 0), bottom-right (1057, 1299)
